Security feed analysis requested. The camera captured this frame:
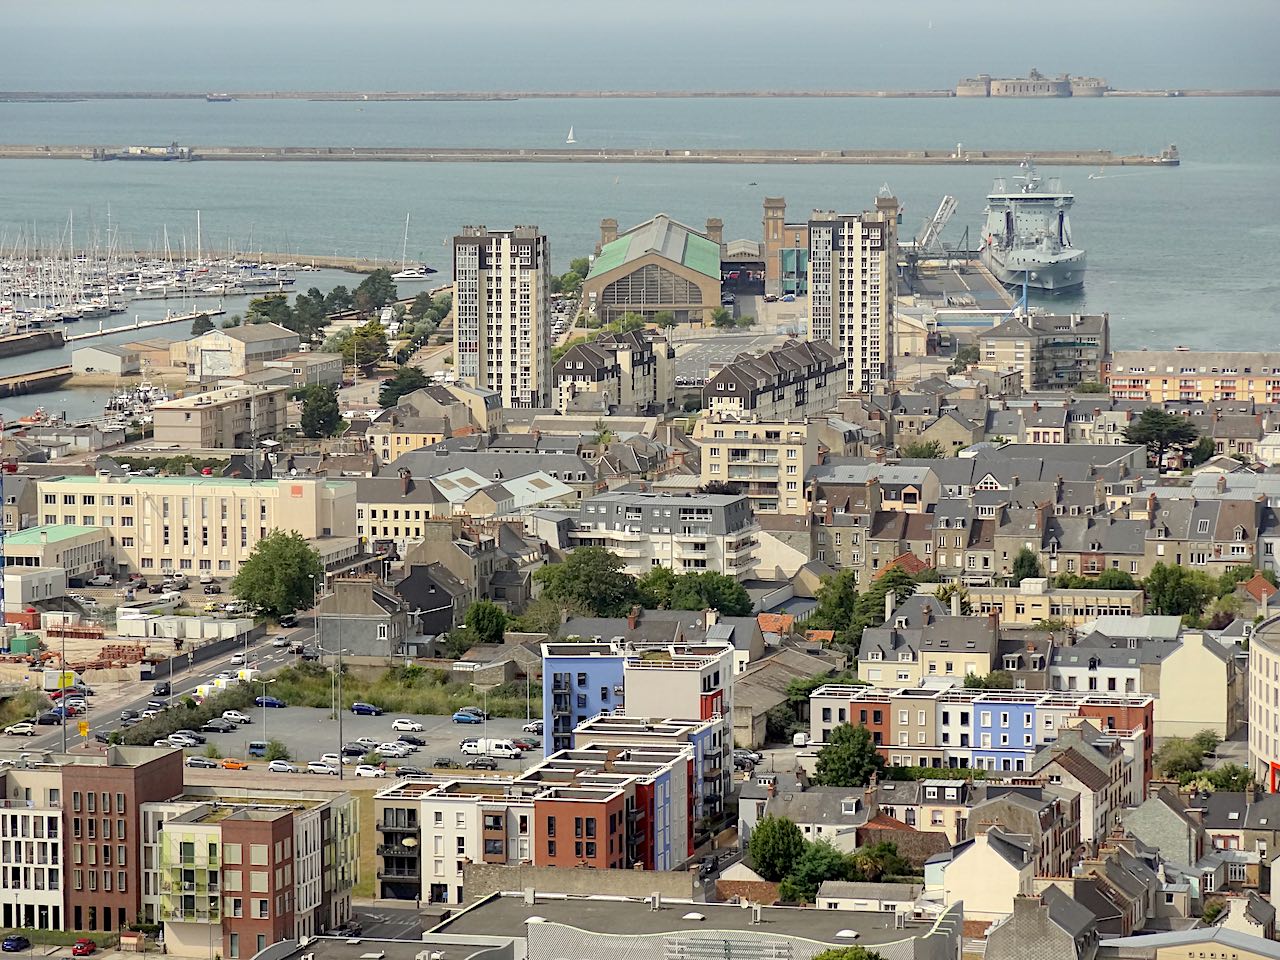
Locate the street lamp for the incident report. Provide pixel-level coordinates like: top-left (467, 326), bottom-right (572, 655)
top-left (257, 678), bottom-right (277, 745)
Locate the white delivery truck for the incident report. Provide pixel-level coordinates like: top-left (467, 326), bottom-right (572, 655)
top-left (460, 738), bottom-right (522, 759)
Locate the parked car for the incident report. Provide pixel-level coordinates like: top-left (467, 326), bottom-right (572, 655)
top-left (3, 722), bottom-right (35, 737)
top-left (396, 734), bottom-right (425, 747)
top-left (147, 582), bottom-right (166, 594)
top-left (307, 760), bottom-right (338, 776)
top-left (255, 696), bottom-right (286, 708)
top-left (36, 712), bottom-right (62, 726)
top-left (278, 613), bottom-right (298, 628)
top-left (199, 574), bottom-right (215, 585)
top-left (221, 758), bottom-right (249, 770)
top-left (391, 718), bottom-right (424, 732)
top-left (3, 935), bottom-right (32, 952)
top-left (203, 584), bottom-right (222, 595)
top-left (354, 764), bottom-right (388, 778)
top-left (341, 743), bottom-right (367, 757)
top-left (201, 719), bottom-right (236, 733)
top-left (377, 742), bottom-right (409, 757)
top-left (734, 749), bottom-right (763, 766)
top-left (322, 752), bottom-right (355, 766)
top-left (522, 719), bottom-right (544, 733)
top-left (185, 755), bottom-right (218, 769)
top-left (351, 701), bottom-right (383, 716)
top-left (88, 574), bottom-right (113, 587)
top-left (167, 734), bottom-right (199, 748)
top-left (432, 758), bottom-right (456, 769)
top-left (267, 760), bottom-right (299, 774)
top-left (459, 706), bottom-right (488, 719)
top-left (397, 765), bottom-right (429, 776)
top-left (353, 736), bottom-right (379, 749)
top-left (512, 737), bottom-right (541, 751)
top-left (465, 756), bottom-right (498, 770)
top-left (72, 939), bottom-right (95, 957)
top-left (223, 710), bottom-right (252, 724)
top-left (174, 729), bottom-right (207, 744)
top-left (452, 711), bottom-right (483, 724)
top-left (698, 854), bottom-right (719, 880)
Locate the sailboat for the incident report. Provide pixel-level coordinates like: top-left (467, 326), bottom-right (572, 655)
top-left (566, 126), bottom-right (576, 145)
top-left (391, 213), bottom-right (429, 280)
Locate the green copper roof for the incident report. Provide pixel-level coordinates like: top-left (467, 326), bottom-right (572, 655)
top-left (586, 215), bottom-right (721, 281)
top-left (7, 524), bottom-right (103, 545)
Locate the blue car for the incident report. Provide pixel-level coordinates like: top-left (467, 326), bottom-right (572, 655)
top-left (3, 935), bottom-right (32, 952)
top-left (255, 696), bottom-right (286, 708)
top-left (451, 711), bottom-right (483, 724)
top-left (351, 702), bottom-right (383, 716)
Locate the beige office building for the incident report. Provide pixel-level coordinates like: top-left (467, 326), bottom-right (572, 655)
top-left (34, 474), bottom-right (355, 577)
top-left (171, 323), bottom-right (301, 380)
top-left (152, 384), bottom-right (289, 449)
top-left (453, 225), bottom-right (552, 409)
top-left (807, 194), bottom-right (900, 394)
top-left (692, 415), bottom-right (821, 516)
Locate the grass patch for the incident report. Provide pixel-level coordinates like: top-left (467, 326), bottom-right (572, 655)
top-left (269, 662), bottom-right (539, 717)
top-left (7, 929), bottom-right (119, 947)
top-left (119, 685), bottom-right (258, 746)
top-left (0, 689), bottom-right (53, 727)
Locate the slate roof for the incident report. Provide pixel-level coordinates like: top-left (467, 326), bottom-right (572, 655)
top-left (1036, 747), bottom-right (1111, 793)
top-left (1040, 884), bottom-right (1099, 940)
top-left (765, 786), bottom-right (869, 828)
top-left (817, 881), bottom-right (923, 902)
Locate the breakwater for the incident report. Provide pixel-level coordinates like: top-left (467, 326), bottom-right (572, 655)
top-left (0, 330), bottom-right (66, 359)
top-left (0, 145), bottom-right (1181, 167)
top-left (0, 88), bottom-right (1277, 101)
top-left (0, 365), bottom-right (72, 398)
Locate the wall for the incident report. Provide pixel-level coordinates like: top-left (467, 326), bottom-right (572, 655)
top-left (462, 862), bottom-right (694, 902)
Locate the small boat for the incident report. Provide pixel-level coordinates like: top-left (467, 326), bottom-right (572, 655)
top-left (206, 93), bottom-right (233, 103)
top-left (566, 126), bottom-right (576, 144)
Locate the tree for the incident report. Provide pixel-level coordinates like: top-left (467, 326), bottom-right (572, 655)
top-left (222, 314), bottom-right (242, 328)
top-left (653, 311), bottom-right (677, 330)
top-left (1217, 565), bottom-right (1275, 598)
top-left (408, 291), bottom-right (436, 319)
top-left (559, 271), bottom-right (583, 295)
top-left (353, 269), bottom-right (398, 314)
top-left (1124, 407), bottom-right (1200, 469)
top-left (507, 596), bottom-right (565, 637)
top-left (568, 257), bottom-right (591, 279)
top-left (1144, 563), bottom-right (1215, 617)
top-left (231, 531), bottom-right (325, 618)
top-left (246, 293), bottom-right (293, 326)
top-left (812, 949), bottom-right (887, 960)
top-left (465, 600), bottom-right (508, 645)
top-left (1075, 381), bottom-right (1108, 394)
top-left (898, 439), bottom-right (945, 459)
top-left (849, 841), bottom-right (908, 883)
top-left (637, 566), bottom-right (677, 610)
top-left (779, 840), bottom-right (856, 903)
top-left (735, 314), bottom-right (755, 329)
top-left (191, 315), bottom-right (215, 336)
top-left (1011, 547), bottom-right (1043, 585)
top-left (1188, 435), bottom-right (1216, 467)
top-left (948, 344), bottom-right (980, 374)
top-left (1204, 763), bottom-right (1254, 792)
top-left (815, 723), bottom-right (886, 787)
top-left (609, 312), bottom-right (645, 333)
top-left (300, 384), bottom-right (341, 438)
top-left (1192, 729), bottom-right (1222, 754)
top-left (342, 319), bottom-right (389, 367)
top-left (1094, 569), bottom-right (1138, 591)
top-left (1155, 736), bottom-right (1205, 779)
top-left (698, 480), bottom-right (742, 495)
top-left (324, 285), bottom-right (354, 314)
top-left (811, 570), bottom-right (859, 633)
top-left (378, 366), bottom-right (430, 407)
top-left (264, 739), bottom-right (291, 762)
top-left (1202, 897), bottom-right (1227, 925)
top-left (534, 547), bottom-right (639, 617)
top-left (964, 670), bottom-right (1014, 690)
top-left (669, 572), bottom-right (752, 616)
top-left (749, 815), bottom-right (807, 882)
top-left (291, 287), bottom-right (331, 341)
top-left (936, 582), bottom-right (972, 615)
top-left (711, 307), bottom-right (735, 329)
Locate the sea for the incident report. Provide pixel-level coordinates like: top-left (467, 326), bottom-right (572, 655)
top-left (1, 2), bottom-right (1278, 423)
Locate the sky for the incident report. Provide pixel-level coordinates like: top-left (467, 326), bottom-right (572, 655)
top-left (6, 1), bottom-right (1279, 91)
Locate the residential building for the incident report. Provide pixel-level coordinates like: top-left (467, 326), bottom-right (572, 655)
top-left (967, 783), bottom-right (1082, 878)
top-left (703, 339), bottom-right (844, 419)
top-left (315, 577), bottom-right (410, 659)
top-left (938, 828), bottom-right (1034, 923)
top-left (856, 595), bottom-right (1000, 689)
top-left (453, 225), bottom-right (552, 408)
top-left (1097, 927), bottom-right (1280, 960)
top-left (71, 344), bottom-right (141, 376)
top-left (392, 433), bottom-right (603, 501)
top-left (568, 490), bottom-right (760, 579)
top-left (552, 329), bottom-right (675, 414)
top-left (807, 193), bottom-right (900, 393)
top-left (978, 313), bottom-right (1110, 391)
top-left (152, 384), bottom-right (289, 449)
top-left (2, 473), bottom-right (38, 532)
top-left (1110, 350), bottom-right (1280, 404)
top-left (35, 474), bottom-right (355, 578)
top-left (261, 351), bottom-right (344, 389)
top-left (1249, 614), bottom-right (1280, 791)
top-left (581, 215), bottom-right (722, 326)
top-left (958, 577), bottom-right (1145, 627)
top-left (1032, 724), bottom-right (1130, 843)
top-left (171, 323), bottom-right (301, 381)
top-left (354, 472), bottom-right (447, 552)
top-left (815, 880), bottom-right (923, 914)
top-left (3, 524), bottom-right (112, 582)
top-left (1133, 490), bottom-right (1264, 577)
top-left (394, 562), bottom-right (469, 636)
top-left (364, 413), bottom-right (451, 466)
top-left (1124, 787), bottom-right (1207, 870)
top-left (692, 414), bottom-right (822, 516)
top-left (984, 890), bottom-right (1100, 960)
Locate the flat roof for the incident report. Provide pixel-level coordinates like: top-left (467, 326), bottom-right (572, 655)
top-left (6, 524), bottom-right (105, 545)
top-left (40, 475), bottom-right (353, 491)
top-left (157, 384), bottom-right (288, 408)
top-left (256, 936), bottom-right (506, 960)
top-left (432, 893), bottom-right (945, 946)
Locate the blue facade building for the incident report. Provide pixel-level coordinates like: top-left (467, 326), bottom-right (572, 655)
top-left (542, 643), bottom-right (625, 754)
top-left (972, 699), bottom-right (1038, 772)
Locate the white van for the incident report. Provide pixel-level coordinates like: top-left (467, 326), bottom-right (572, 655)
top-left (88, 574), bottom-right (114, 587)
top-left (460, 738), bottom-right (522, 759)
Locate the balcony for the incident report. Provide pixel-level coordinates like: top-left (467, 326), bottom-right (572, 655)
top-left (376, 844), bottom-right (420, 858)
top-left (375, 821), bottom-right (419, 834)
top-left (674, 530), bottom-right (711, 542)
top-left (377, 868), bottom-right (420, 881)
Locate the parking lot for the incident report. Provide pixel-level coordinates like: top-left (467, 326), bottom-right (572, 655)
top-left (166, 705), bottom-right (539, 774)
top-left (672, 332), bottom-right (793, 387)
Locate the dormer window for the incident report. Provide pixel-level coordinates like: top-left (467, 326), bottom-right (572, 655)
top-left (841, 799), bottom-right (859, 815)
top-left (899, 652), bottom-right (913, 662)
top-left (869, 652), bottom-right (882, 661)
top-left (895, 617), bottom-right (908, 628)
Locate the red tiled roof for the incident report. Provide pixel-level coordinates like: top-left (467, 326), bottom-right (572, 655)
top-left (863, 813), bottom-right (917, 831)
top-left (876, 552), bottom-right (930, 579)
top-left (805, 630), bottom-right (836, 645)
top-left (1240, 572), bottom-right (1278, 604)
top-left (758, 613), bottom-right (796, 635)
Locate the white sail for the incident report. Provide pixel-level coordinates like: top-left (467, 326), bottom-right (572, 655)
top-left (565, 126), bottom-right (576, 144)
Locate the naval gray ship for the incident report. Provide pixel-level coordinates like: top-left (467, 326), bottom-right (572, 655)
top-left (980, 162), bottom-right (1085, 293)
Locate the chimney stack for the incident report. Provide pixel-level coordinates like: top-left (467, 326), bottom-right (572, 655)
top-left (704, 218), bottom-right (724, 246)
top-left (951, 590), bottom-right (961, 617)
top-left (1217, 474), bottom-right (1228, 493)
top-left (627, 605), bottom-right (641, 630)
top-left (600, 218), bottom-right (618, 247)
top-left (885, 590), bottom-right (897, 624)
top-left (399, 467), bottom-right (412, 497)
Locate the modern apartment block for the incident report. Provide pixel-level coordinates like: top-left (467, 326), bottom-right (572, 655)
top-left (0, 748), bottom-right (357, 953)
top-left (956, 578), bottom-right (1145, 626)
top-left (551, 329), bottom-right (675, 415)
top-left (807, 193), bottom-right (900, 394)
top-left (373, 741), bottom-right (696, 905)
top-left (34, 474), bottom-right (356, 578)
top-left (1110, 350), bottom-right (1280, 404)
top-left (702, 339), bottom-right (844, 419)
top-left (152, 384), bottom-right (290, 449)
top-left (977, 313), bottom-right (1110, 391)
top-left (808, 684), bottom-right (1154, 789)
top-left (1248, 615), bottom-right (1280, 791)
top-left (691, 415), bottom-right (822, 516)
top-left (452, 225), bottom-right (552, 409)
top-left (567, 491), bottom-right (760, 578)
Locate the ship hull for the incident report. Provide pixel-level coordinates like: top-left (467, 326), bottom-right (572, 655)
top-left (982, 246), bottom-right (1086, 293)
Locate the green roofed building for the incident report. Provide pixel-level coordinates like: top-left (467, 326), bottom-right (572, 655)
top-left (583, 214), bottom-right (723, 326)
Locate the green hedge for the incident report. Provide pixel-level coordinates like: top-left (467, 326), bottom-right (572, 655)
top-left (6, 929), bottom-right (120, 947)
top-left (119, 684), bottom-right (258, 746)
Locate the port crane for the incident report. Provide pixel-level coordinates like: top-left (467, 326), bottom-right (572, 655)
top-left (914, 195), bottom-right (957, 256)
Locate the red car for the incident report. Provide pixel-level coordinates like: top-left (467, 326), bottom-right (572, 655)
top-left (72, 939), bottom-right (96, 956)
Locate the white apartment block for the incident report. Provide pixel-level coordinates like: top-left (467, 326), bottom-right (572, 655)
top-left (453, 225), bottom-right (552, 409)
top-left (807, 194), bottom-right (900, 394)
top-left (0, 768), bottom-right (64, 930)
